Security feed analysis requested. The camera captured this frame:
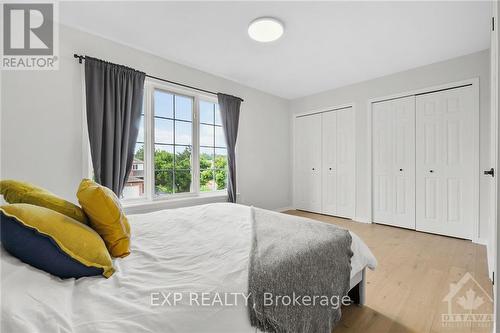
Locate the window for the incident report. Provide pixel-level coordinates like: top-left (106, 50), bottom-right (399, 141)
top-left (153, 90), bottom-right (193, 195)
top-left (122, 80), bottom-right (228, 201)
top-left (199, 101), bottom-right (227, 192)
top-left (122, 109), bottom-right (146, 199)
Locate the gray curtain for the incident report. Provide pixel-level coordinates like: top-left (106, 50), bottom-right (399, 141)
top-left (84, 57), bottom-right (145, 196)
top-left (217, 93), bottom-right (242, 203)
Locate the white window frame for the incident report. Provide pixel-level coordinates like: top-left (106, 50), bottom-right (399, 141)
top-left (121, 77), bottom-right (227, 205)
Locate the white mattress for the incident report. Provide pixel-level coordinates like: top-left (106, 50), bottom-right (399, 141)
top-left (1, 203), bottom-right (376, 333)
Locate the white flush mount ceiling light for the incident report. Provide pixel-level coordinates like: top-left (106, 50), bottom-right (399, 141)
top-left (248, 17), bottom-right (284, 42)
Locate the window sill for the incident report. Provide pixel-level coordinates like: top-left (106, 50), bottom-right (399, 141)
top-left (122, 191), bottom-right (229, 215)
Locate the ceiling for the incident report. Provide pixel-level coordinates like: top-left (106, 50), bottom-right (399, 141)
top-left (60, 1), bottom-right (491, 100)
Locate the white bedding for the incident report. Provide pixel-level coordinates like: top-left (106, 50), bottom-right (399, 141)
top-left (1, 203), bottom-right (376, 333)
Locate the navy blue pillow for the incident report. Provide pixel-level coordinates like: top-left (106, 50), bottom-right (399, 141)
top-left (1, 212), bottom-right (104, 279)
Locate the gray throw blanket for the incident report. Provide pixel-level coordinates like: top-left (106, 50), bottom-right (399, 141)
top-left (248, 207), bottom-right (353, 333)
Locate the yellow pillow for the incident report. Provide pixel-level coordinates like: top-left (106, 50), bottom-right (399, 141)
top-left (0, 204), bottom-right (114, 278)
top-left (77, 179), bottom-right (131, 258)
top-left (0, 180), bottom-right (89, 225)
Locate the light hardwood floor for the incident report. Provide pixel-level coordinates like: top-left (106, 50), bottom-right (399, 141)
top-left (283, 210), bottom-right (494, 333)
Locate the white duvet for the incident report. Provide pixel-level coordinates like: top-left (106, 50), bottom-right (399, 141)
top-left (1, 203), bottom-right (376, 333)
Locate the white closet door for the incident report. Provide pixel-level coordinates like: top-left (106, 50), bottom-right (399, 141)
top-left (294, 114), bottom-right (322, 213)
top-left (336, 108), bottom-right (355, 218)
top-left (293, 117), bottom-right (307, 209)
top-left (372, 96), bottom-right (416, 229)
top-left (321, 111), bottom-right (337, 215)
top-left (294, 115), bottom-right (309, 211)
top-left (416, 86), bottom-right (475, 239)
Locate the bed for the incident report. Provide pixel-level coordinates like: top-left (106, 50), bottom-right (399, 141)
top-left (1, 203), bottom-right (376, 333)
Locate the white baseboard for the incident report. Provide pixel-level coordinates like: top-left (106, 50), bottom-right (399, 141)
top-left (485, 241), bottom-right (495, 283)
top-left (274, 206), bottom-right (294, 212)
top-left (488, 246), bottom-right (495, 282)
top-left (471, 238), bottom-right (494, 283)
top-left (353, 216), bottom-right (371, 224)
top-left (476, 238), bottom-right (489, 246)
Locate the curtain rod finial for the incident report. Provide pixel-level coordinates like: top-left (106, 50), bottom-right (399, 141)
top-left (74, 54), bottom-right (83, 64)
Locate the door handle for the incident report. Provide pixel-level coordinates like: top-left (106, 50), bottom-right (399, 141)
top-left (484, 168), bottom-right (495, 177)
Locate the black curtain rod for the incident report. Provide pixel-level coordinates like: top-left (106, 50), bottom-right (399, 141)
top-left (73, 54), bottom-right (243, 102)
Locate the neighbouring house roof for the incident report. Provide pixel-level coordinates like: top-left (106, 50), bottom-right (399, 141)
top-left (126, 176), bottom-right (144, 184)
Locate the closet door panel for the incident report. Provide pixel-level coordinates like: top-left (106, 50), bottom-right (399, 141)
top-left (294, 114), bottom-right (322, 213)
top-left (307, 114), bottom-right (323, 213)
top-left (322, 111), bottom-right (338, 215)
top-left (336, 108), bottom-right (355, 218)
top-left (372, 97), bottom-right (415, 228)
top-left (393, 97), bottom-right (416, 228)
top-left (294, 116), bottom-right (310, 211)
top-left (418, 100), bottom-right (441, 227)
top-left (373, 101), bottom-right (395, 224)
top-left (416, 86), bottom-right (475, 239)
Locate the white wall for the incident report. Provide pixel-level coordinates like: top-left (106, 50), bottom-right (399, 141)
top-left (0, 24), bottom-right (491, 237)
top-left (290, 49), bottom-right (491, 241)
top-left (0, 25), bottom-right (291, 211)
